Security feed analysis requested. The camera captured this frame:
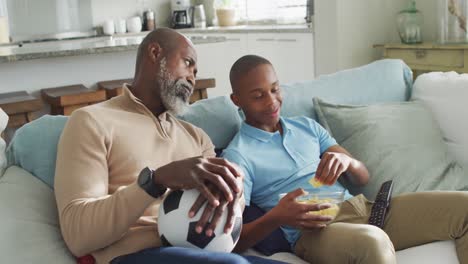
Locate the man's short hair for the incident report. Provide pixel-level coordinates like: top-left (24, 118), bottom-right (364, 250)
top-left (134, 28), bottom-right (183, 74)
top-left (229, 55), bottom-right (272, 94)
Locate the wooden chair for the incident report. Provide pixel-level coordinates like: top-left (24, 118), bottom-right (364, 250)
top-left (41, 84), bottom-right (106, 116)
top-left (97, 78), bottom-right (216, 103)
top-left (0, 91), bottom-right (43, 128)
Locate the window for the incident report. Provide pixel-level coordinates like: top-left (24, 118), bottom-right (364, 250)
top-left (229, 0), bottom-right (309, 25)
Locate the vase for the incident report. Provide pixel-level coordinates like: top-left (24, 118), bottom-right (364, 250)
top-left (396, 0), bottom-right (423, 44)
top-left (216, 8), bottom-right (236, 27)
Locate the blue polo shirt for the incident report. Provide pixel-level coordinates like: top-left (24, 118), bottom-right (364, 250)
top-left (222, 116), bottom-right (352, 245)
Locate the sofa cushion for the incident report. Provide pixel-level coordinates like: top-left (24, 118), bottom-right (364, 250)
top-left (313, 98), bottom-right (468, 199)
top-left (6, 115), bottom-right (68, 188)
top-left (0, 166), bottom-right (74, 263)
top-left (280, 59), bottom-right (413, 120)
top-left (179, 96), bottom-right (242, 150)
top-left (412, 71), bottom-right (468, 169)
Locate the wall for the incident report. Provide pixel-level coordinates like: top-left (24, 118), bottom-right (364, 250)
top-left (6, 0), bottom-right (174, 39)
top-left (6, 0), bottom-right (93, 38)
top-left (314, 0), bottom-right (438, 76)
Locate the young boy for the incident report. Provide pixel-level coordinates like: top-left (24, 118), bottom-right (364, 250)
top-left (222, 55), bottom-right (468, 264)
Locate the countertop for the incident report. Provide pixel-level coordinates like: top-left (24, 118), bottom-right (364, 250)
top-left (0, 35), bottom-right (226, 63)
top-left (0, 24), bottom-right (312, 63)
top-left (177, 24), bottom-right (313, 34)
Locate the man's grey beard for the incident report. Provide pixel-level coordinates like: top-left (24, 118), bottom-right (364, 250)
top-left (157, 57), bottom-right (194, 116)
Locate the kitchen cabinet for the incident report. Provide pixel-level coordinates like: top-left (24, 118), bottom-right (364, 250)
top-left (185, 33), bottom-right (248, 97)
top-left (247, 33), bottom-right (314, 84)
top-left (183, 32), bottom-right (314, 98)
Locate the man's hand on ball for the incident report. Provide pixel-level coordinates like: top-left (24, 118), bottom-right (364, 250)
top-left (189, 170), bottom-right (244, 236)
top-left (154, 157), bottom-right (241, 207)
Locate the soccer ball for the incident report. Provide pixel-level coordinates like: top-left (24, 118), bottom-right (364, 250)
top-left (158, 189), bottom-right (243, 252)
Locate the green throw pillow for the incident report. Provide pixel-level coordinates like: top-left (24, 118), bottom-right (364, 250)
top-left (313, 98), bottom-right (467, 199)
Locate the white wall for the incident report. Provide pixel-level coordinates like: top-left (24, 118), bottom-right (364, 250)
top-left (6, 0), bottom-right (93, 38)
top-left (315, 0), bottom-right (438, 76)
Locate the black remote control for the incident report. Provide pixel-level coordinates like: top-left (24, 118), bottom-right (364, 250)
top-left (368, 180), bottom-right (394, 228)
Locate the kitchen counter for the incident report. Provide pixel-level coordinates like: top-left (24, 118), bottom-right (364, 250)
top-left (177, 24), bottom-right (313, 34)
top-left (0, 24), bottom-right (311, 63)
top-left (0, 34), bottom-right (226, 63)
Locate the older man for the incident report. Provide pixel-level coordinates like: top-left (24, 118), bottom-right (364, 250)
top-left (54, 28), bottom-right (283, 264)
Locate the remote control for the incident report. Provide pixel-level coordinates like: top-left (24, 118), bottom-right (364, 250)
top-left (374, 180), bottom-right (393, 205)
top-left (368, 180), bottom-right (394, 228)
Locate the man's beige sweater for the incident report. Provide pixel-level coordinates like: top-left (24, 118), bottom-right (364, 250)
top-left (54, 86), bottom-right (215, 263)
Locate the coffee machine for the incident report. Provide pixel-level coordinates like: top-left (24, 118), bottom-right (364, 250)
top-left (171, 0), bottom-right (192, 29)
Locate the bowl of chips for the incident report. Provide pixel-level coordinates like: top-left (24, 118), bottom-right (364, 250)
top-left (279, 189), bottom-right (345, 220)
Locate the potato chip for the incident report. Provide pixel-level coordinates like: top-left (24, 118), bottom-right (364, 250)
top-left (309, 177), bottom-right (323, 188)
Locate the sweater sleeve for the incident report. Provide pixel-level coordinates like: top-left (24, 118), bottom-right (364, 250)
top-left (198, 127), bottom-right (216, 158)
top-left (54, 110), bottom-right (155, 257)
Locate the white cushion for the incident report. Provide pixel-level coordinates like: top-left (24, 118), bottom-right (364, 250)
top-left (244, 241), bottom-right (459, 264)
top-left (396, 240), bottom-right (458, 264)
top-left (0, 166), bottom-right (74, 263)
top-left (0, 108), bottom-right (7, 176)
top-left (412, 72), bottom-right (468, 168)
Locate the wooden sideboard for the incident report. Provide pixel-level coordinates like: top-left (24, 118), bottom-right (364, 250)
top-left (374, 43), bottom-right (468, 77)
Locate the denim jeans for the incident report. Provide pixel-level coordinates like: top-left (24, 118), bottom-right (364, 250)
top-left (111, 246), bottom-right (288, 264)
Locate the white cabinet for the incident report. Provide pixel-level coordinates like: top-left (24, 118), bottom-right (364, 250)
top-left (247, 33), bottom-right (314, 84)
top-left (185, 33), bottom-right (248, 98)
top-left (185, 31), bottom-right (314, 98)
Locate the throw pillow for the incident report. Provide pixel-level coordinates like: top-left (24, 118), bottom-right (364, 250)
top-left (313, 98), bottom-right (467, 199)
top-left (179, 96), bottom-right (242, 150)
top-left (6, 115), bottom-right (68, 188)
top-left (412, 71), bottom-right (468, 169)
top-left (0, 108), bottom-right (8, 177)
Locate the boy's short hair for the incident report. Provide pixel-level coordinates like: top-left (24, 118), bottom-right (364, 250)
top-left (229, 55), bottom-right (272, 94)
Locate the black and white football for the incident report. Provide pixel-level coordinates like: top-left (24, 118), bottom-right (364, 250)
top-left (158, 189), bottom-right (243, 252)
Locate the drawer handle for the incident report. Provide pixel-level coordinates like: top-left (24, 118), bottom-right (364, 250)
top-left (277, 39), bottom-right (297, 42)
top-left (256, 38), bottom-right (275, 42)
top-left (415, 50), bottom-right (427, 59)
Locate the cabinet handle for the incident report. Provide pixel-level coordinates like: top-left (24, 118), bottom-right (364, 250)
top-left (277, 39), bottom-right (297, 42)
top-left (256, 38), bottom-right (275, 42)
top-left (226, 38), bottom-right (241, 41)
top-left (190, 35), bottom-right (226, 39)
top-left (415, 50), bottom-right (427, 59)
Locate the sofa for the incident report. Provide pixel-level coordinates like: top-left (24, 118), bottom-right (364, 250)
top-left (0, 59), bottom-right (466, 263)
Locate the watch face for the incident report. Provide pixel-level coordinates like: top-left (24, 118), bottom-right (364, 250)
top-left (138, 167), bottom-right (152, 186)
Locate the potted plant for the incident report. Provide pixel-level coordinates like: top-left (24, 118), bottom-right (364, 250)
top-left (215, 0), bottom-right (236, 27)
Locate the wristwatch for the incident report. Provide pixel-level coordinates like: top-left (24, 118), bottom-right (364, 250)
top-left (137, 167), bottom-right (167, 198)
